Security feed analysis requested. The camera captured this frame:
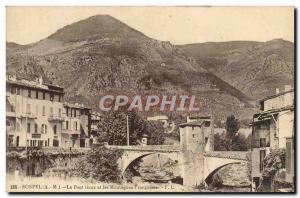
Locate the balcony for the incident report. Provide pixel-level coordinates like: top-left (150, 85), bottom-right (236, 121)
top-left (48, 115), bottom-right (65, 122)
top-left (62, 129), bottom-right (81, 135)
top-left (32, 133), bottom-right (41, 138)
top-left (6, 127), bottom-right (16, 134)
top-left (19, 113), bottom-right (37, 119)
top-left (6, 111), bottom-right (16, 117)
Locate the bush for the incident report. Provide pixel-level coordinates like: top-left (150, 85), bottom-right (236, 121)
top-left (73, 146), bottom-right (123, 183)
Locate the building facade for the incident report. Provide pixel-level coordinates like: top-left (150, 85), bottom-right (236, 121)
top-left (6, 75), bottom-right (64, 147)
top-left (62, 103), bottom-right (91, 148)
top-left (6, 75), bottom-right (94, 148)
top-left (179, 115), bottom-right (214, 186)
top-left (251, 86), bottom-right (294, 189)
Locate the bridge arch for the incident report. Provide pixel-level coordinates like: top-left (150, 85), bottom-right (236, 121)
top-left (119, 151), bottom-right (180, 178)
top-left (204, 161), bottom-right (242, 186)
top-left (122, 152), bottom-right (154, 175)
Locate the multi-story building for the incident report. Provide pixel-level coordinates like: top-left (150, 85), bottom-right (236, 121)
top-left (90, 111), bottom-right (102, 135)
top-left (179, 115), bottom-right (214, 186)
top-left (179, 115), bottom-right (214, 152)
top-left (6, 74), bottom-right (65, 147)
top-left (89, 111), bottom-right (103, 144)
top-left (62, 103), bottom-right (91, 148)
top-left (251, 85), bottom-right (294, 189)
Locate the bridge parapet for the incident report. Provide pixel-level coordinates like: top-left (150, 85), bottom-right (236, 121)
top-left (106, 145), bottom-right (181, 153)
top-left (204, 151), bottom-right (249, 161)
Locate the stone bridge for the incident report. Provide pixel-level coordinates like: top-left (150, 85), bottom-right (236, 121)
top-left (106, 145), bottom-right (249, 187)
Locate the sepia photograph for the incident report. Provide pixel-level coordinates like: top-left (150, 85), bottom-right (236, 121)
top-left (5, 6), bottom-right (295, 193)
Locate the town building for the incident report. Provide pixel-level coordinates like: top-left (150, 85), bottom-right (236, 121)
top-left (89, 111), bottom-right (103, 144)
top-left (285, 137), bottom-right (294, 185)
top-left (89, 111), bottom-right (102, 135)
top-left (179, 115), bottom-right (214, 152)
top-left (179, 115), bottom-right (214, 186)
top-left (62, 103), bottom-right (91, 148)
top-left (147, 115), bottom-right (168, 128)
top-left (251, 85), bottom-right (294, 190)
top-left (6, 74), bottom-right (64, 147)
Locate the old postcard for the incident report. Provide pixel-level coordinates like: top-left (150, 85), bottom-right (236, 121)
top-left (6, 6), bottom-right (295, 193)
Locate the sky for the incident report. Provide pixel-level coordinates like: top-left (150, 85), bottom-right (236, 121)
top-left (6, 6), bottom-right (294, 45)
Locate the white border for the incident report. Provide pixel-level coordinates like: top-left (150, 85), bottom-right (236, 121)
top-left (0, 1), bottom-right (299, 197)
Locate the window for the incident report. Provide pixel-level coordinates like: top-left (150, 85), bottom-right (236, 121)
top-left (35, 106), bottom-right (38, 116)
top-left (27, 123), bottom-right (31, 133)
top-left (204, 121), bottom-right (211, 127)
top-left (58, 108), bottom-right (62, 117)
top-left (43, 92), bottom-right (46, 100)
top-left (11, 86), bottom-right (16, 94)
top-left (50, 107), bottom-right (53, 116)
top-left (10, 105), bottom-right (15, 112)
top-left (34, 124), bottom-right (38, 133)
top-left (53, 139), bottom-right (59, 147)
top-left (41, 124), bottom-right (47, 134)
top-left (260, 138), bottom-right (267, 147)
top-left (28, 89), bottom-right (31, 98)
top-left (192, 134), bottom-right (196, 138)
top-left (205, 137), bottom-right (208, 144)
top-left (26, 104), bottom-right (31, 114)
top-left (260, 150), bottom-right (266, 172)
top-left (53, 125), bottom-right (57, 135)
top-left (66, 108), bottom-right (69, 116)
top-left (286, 141), bottom-right (292, 174)
top-left (50, 93), bottom-right (54, 101)
top-left (16, 87), bottom-right (20, 95)
top-left (42, 106), bottom-right (45, 116)
top-left (16, 136), bottom-right (19, 147)
top-left (66, 121), bottom-right (69, 130)
top-left (74, 109), bottom-right (77, 117)
top-left (75, 121), bottom-right (78, 130)
top-left (71, 109), bottom-right (73, 117)
top-left (16, 122), bottom-right (20, 131)
top-left (59, 96), bottom-right (61, 102)
top-left (36, 90), bottom-right (39, 99)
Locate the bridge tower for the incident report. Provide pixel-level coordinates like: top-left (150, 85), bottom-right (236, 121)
top-left (179, 116), bottom-right (214, 187)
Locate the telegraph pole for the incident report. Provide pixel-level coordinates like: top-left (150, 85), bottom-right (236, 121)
top-left (126, 115), bottom-right (130, 146)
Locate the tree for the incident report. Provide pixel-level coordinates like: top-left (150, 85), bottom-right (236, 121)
top-left (73, 146), bottom-right (123, 183)
top-left (95, 110), bottom-right (165, 145)
top-left (257, 149), bottom-right (286, 192)
top-left (225, 115), bottom-right (240, 139)
top-left (231, 133), bottom-right (250, 151)
top-left (214, 132), bottom-right (231, 151)
top-left (214, 115), bottom-right (250, 151)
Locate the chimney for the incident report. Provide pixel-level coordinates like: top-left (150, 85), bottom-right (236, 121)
top-left (284, 85), bottom-right (292, 92)
top-left (276, 88), bottom-right (280, 94)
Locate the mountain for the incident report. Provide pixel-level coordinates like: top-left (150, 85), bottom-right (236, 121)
top-left (6, 15), bottom-right (258, 122)
top-left (178, 39), bottom-right (294, 100)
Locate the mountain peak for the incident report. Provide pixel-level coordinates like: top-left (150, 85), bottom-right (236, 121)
top-left (48, 15), bottom-right (146, 42)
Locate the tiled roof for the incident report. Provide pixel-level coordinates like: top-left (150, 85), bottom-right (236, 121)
top-left (179, 120), bottom-right (205, 127)
top-left (259, 89), bottom-right (294, 102)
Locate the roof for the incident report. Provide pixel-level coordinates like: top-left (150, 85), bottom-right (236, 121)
top-left (90, 111), bottom-right (103, 116)
top-left (7, 77), bottom-right (64, 94)
top-left (253, 105), bottom-right (294, 119)
top-left (147, 115), bottom-right (168, 120)
top-left (259, 89), bottom-right (294, 102)
top-left (64, 102), bottom-right (91, 110)
top-left (179, 120), bottom-right (205, 127)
